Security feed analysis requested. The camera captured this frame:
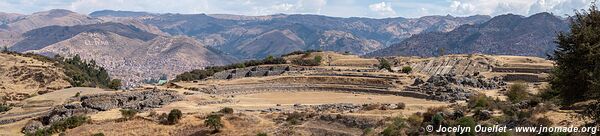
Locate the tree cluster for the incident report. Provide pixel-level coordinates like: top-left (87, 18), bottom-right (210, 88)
top-left (291, 56), bottom-right (322, 66)
top-left (55, 54), bottom-right (121, 89)
top-left (174, 55), bottom-right (286, 81)
top-left (550, 3), bottom-right (600, 124)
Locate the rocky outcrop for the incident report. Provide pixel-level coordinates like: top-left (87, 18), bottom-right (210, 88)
top-left (393, 55), bottom-right (495, 76)
top-left (80, 90), bottom-right (182, 111)
top-left (319, 114), bottom-right (385, 129)
top-left (211, 65), bottom-right (296, 80)
top-left (406, 74), bottom-right (506, 102)
top-left (37, 90), bottom-right (182, 126)
top-left (503, 74), bottom-right (544, 82)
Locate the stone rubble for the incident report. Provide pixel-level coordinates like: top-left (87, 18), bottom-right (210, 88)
top-left (406, 74), bottom-right (507, 102)
top-left (22, 89), bottom-right (182, 134)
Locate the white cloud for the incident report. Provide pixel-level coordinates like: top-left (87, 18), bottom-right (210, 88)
top-left (0, 0), bottom-right (594, 18)
top-left (369, 2), bottom-right (396, 17)
top-left (271, 3), bottom-right (295, 11)
top-left (447, 0), bottom-right (593, 16)
top-left (529, 0), bottom-right (592, 15)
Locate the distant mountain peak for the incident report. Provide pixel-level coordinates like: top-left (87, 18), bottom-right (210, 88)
top-left (90, 10), bottom-right (157, 18)
top-left (366, 13), bottom-right (569, 57)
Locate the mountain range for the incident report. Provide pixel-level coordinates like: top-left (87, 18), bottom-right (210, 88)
top-left (90, 10), bottom-right (491, 59)
top-left (366, 12), bottom-right (569, 57)
top-left (0, 9), bottom-right (569, 86)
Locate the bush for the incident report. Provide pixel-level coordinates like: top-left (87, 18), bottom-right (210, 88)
top-left (456, 117), bottom-right (476, 136)
top-left (256, 132), bottom-right (268, 136)
top-left (431, 113), bottom-right (445, 127)
top-left (468, 94), bottom-right (490, 109)
top-left (422, 107), bottom-right (445, 123)
top-left (286, 112), bottom-right (307, 125)
top-left (219, 107), bottom-right (234, 114)
top-left (282, 50), bottom-right (322, 57)
top-left (92, 133), bottom-right (105, 136)
top-left (0, 104), bottom-right (11, 113)
top-left (362, 128), bottom-right (374, 136)
top-left (363, 103), bottom-right (381, 111)
top-left (291, 56), bottom-right (322, 66)
top-left (26, 116), bottom-right (89, 136)
top-left (407, 113), bottom-right (423, 127)
top-left (73, 92), bottom-right (80, 97)
top-left (378, 59), bottom-right (392, 72)
top-left (119, 109), bottom-right (138, 120)
top-left (401, 66), bottom-right (412, 74)
top-left (381, 116), bottom-right (406, 136)
top-left (108, 79), bottom-right (122, 90)
top-left (533, 116), bottom-right (553, 127)
top-left (205, 114), bottom-right (223, 132)
top-left (396, 102), bottom-right (406, 109)
top-left (537, 85), bottom-right (560, 103)
top-left (507, 83), bottom-right (528, 103)
top-left (165, 109), bottom-right (183, 125)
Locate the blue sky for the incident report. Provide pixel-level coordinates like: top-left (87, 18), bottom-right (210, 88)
top-left (0, 0), bottom-right (593, 18)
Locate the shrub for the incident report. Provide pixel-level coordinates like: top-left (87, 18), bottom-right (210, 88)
top-left (378, 58), bottom-right (392, 72)
top-left (396, 102), bottom-right (406, 109)
top-left (533, 116), bottom-right (553, 127)
top-left (291, 56), bottom-right (321, 66)
top-left (363, 103), bottom-right (381, 111)
top-left (423, 107), bottom-right (446, 123)
top-left (468, 94), bottom-right (491, 109)
top-left (73, 92), bottom-right (80, 97)
top-left (286, 112), bottom-right (306, 125)
top-left (219, 107), bottom-right (234, 114)
top-left (0, 104), bottom-right (11, 113)
top-left (26, 116), bottom-right (89, 136)
top-left (431, 113), bottom-right (445, 127)
top-left (108, 79), bottom-right (122, 90)
top-left (148, 111), bottom-right (158, 117)
top-left (407, 114), bottom-right (423, 127)
top-left (205, 114), bottom-right (223, 132)
top-left (92, 133), bottom-right (105, 136)
top-left (507, 83), bottom-right (528, 103)
top-left (362, 128), bottom-right (374, 136)
top-left (256, 132), bottom-right (268, 136)
top-left (401, 66), bottom-right (412, 74)
top-left (282, 50), bottom-right (322, 57)
top-left (119, 109), bottom-right (138, 120)
top-left (381, 116), bottom-right (406, 136)
top-left (166, 109), bottom-right (183, 125)
top-left (537, 85), bottom-right (560, 104)
top-left (456, 117), bottom-right (476, 136)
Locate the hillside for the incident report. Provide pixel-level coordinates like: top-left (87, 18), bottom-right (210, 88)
top-left (9, 22), bottom-right (157, 52)
top-left (28, 29), bottom-right (237, 87)
top-left (92, 10), bottom-right (491, 58)
top-left (0, 9), bottom-right (101, 47)
top-left (0, 53), bottom-right (71, 102)
top-left (366, 12), bottom-right (570, 57)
